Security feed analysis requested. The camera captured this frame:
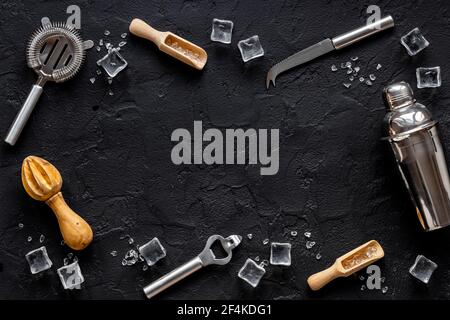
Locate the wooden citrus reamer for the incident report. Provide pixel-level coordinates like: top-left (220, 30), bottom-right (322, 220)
top-left (307, 240), bottom-right (384, 291)
top-left (21, 156), bottom-right (93, 250)
top-left (129, 18), bottom-right (207, 70)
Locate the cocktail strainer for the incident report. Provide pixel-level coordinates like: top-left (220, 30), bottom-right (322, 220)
top-left (4, 17), bottom-right (93, 146)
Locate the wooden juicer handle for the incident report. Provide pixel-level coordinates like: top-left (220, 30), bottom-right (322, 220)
top-left (46, 192), bottom-right (93, 250)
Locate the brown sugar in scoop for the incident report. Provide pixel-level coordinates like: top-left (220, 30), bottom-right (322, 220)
top-left (22, 156), bottom-right (93, 250)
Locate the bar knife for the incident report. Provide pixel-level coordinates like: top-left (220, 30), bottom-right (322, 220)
top-left (266, 15), bottom-right (395, 88)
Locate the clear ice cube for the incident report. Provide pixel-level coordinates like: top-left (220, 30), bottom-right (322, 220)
top-left (238, 36), bottom-right (264, 62)
top-left (138, 237), bottom-right (166, 266)
top-left (409, 255), bottom-right (437, 284)
top-left (400, 28), bottom-right (430, 56)
top-left (270, 242), bottom-right (291, 266)
top-left (25, 246), bottom-right (53, 274)
top-left (97, 48), bottom-right (128, 78)
top-left (57, 261), bottom-right (84, 290)
top-left (238, 258), bottom-right (266, 288)
top-left (416, 67), bottom-right (441, 88)
top-left (210, 18), bottom-right (233, 44)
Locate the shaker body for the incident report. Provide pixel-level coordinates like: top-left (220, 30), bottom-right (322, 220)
top-left (390, 126), bottom-right (450, 231)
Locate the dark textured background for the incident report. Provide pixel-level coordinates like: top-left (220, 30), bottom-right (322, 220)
top-left (1, 0), bottom-right (450, 300)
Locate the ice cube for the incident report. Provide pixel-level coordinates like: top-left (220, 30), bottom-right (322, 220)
top-left (25, 246), bottom-right (53, 274)
top-left (104, 30), bottom-right (110, 36)
top-left (400, 28), bottom-right (430, 56)
top-left (290, 231), bottom-right (298, 237)
top-left (238, 36), bottom-right (264, 62)
top-left (262, 238), bottom-right (269, 245)
top-left (331, 64), bottom-right (337, 72)
top-left (270, 242), bottom-right (291, 266)
top-left (416, 67), bottom-right (441, 88)
top-left (97, 48), bottom-right (128, 78)
top-left (27, 236), bottom-right (32, 242)
top-left (382, 286), bottom-right (388, 294)
top-left (247, 233), bottom-right (253, 240)
top-left (110, 250), bottom-right (117, 257)
top-left (18, 223), bottom-right (24, 229)
top-left (138, 237), bottom-right (167, 266)
top-left (316, 253), bottom-right (322, 260)
top-left (304, 231), bottom-right (311, 238)
top-left (343, 83), bottom-right (351, 88)
top-left (238, 258), bottom-right (266, 288)
top-left (210, 18), bottom-right (234, 44)
top-left (376, 63), bottom-right (382, 70)
top-left (409, 255), bottom-right (437, 284)
top-left (57, 261), bottom-right (84, 290)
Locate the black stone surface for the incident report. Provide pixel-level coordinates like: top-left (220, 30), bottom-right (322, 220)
top-left (1, 0), bottom-right (450, 300)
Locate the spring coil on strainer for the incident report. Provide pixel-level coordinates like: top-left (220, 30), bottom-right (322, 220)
top-left (4, 17), bottom-right (93, 146)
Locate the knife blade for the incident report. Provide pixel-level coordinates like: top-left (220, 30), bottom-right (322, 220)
top-left (266, 15), bottom-right (395, 88)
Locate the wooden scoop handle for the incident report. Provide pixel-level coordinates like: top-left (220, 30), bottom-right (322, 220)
top-left (307, 263), bottom-right (341, 291)
top-left (129, 18), bottom-right (165, 45)
top-left (46, 192), bottom-right (93, 251)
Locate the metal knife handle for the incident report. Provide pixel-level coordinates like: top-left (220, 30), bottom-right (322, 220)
top-left (5, 84), bottom-right (44, 146)
top-left (332, 15), bottom-right (394, 50)
top-left (143, 256), bottom-right (203, 299)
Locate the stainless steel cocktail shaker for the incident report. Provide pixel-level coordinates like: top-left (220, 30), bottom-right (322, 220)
top-left (384, 81), bottom-right (450, 231)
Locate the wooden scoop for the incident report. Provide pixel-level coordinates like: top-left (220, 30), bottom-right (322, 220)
top-left (22, 156), bottom-right (93, 250)
top-left (307, 240), bottom-right (384, 291)
top-left (129, 18), bottom-right (207, 70)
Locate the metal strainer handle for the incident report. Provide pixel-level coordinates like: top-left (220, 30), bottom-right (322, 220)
top-left (5, 83), bottom-right (44, 146)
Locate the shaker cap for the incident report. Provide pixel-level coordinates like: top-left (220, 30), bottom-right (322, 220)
top-left (383, 81), bottom-right (415, 110)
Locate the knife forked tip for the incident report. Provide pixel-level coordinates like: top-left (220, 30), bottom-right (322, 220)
top-left (266, 69), bottom-right (276, 89)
